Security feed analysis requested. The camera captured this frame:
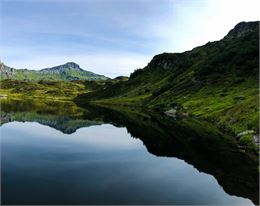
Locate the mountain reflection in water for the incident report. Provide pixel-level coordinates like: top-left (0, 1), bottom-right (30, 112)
top-left (0, 99), bottom-right (259, 205)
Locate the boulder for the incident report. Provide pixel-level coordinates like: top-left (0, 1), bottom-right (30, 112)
top-left (164, 109), bottom-right (177, 118)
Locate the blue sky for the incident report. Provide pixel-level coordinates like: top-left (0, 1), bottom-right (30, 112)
top-left (1, 0), bottom-right (259, 77)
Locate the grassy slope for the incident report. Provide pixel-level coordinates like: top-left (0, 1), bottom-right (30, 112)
top-left (0, 77), bottom-right (128, 100)
top-left (0, 79), bottom-right (106, 100)
top-left (13, 69), bottom-right (107, 81)
top-left (76, 26), bottom-right (259, 139)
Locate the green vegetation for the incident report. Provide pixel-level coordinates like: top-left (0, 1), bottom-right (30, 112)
top-left (0, 79), bottom-right (84, 100)
top-left (0, 21), bottom-right (258, 204)
top-left (239, 134), bottom-right (256, 148)
top-left (0, 79), bottom-right (106, 100)
top-left (0, 62), bottom-right (108, 81)
top-left (0, 76), bottom-right (132, 100)
top-left (1, 21), bottom-right (258, 150)
top-left (76, 21), bottom-right (259, 150)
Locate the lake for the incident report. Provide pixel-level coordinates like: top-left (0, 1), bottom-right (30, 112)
top-left (0, 99), bottom-right (258, 205)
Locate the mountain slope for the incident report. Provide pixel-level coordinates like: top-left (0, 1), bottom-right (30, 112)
top-left (0, 62), bottom-right (108, 81)
top-left (76, 21), bottom-right (259, 141)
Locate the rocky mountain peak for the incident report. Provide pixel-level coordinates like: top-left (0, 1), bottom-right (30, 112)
top-left (224, 21), bottom-right (259, 39)
top-left (0, 61), bottom-right (108, 81)
top-left (40, 62), bottom-right (83, 72)
top-left (0, 61), bottom-right (16, 78)
top-left (64, 62), bottom-right (81, 69)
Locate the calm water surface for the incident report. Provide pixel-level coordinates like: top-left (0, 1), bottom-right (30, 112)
top-left (1, 122), bottom-right (254, 205)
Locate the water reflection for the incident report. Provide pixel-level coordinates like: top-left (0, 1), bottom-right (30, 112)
top-left (0, 99), bottom-right (259, 205)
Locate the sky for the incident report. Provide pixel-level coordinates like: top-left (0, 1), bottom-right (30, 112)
top-left (0, 0), bottom-right (259, 77)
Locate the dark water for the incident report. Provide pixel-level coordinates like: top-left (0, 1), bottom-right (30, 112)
top-left (0, 99), bottom-right (259, 205)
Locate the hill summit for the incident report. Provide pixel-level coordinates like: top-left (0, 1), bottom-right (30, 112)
top-left (0, 62), bottom-right (108, 81)
top-left (224, 21), bottom-right (259, 39)
top-left (40, 62), bottom-right (83, 73)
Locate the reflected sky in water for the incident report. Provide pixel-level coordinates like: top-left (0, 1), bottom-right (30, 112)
top-left (1, 122), bottom-right (253, 205)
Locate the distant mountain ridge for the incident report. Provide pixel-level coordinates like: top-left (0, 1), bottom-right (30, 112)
top-left (0, 62), bottom-right (108, 81)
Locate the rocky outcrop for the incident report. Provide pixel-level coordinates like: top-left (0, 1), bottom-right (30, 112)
top-left (253, 134), bottom-right (259, 144)
top-left (224, 21), bottom-right (259, 39)
top-left (39, 62), bottom-right (83, 74)
top-left (237, 130), bottom-right (255, 137)
top-left (164, 108), bottom-right (177, 118)
top-left (0, 62), bottom-right (16, 78)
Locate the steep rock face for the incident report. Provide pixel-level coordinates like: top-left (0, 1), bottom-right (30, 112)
top-left (0, 62), bottom-right (16, 78)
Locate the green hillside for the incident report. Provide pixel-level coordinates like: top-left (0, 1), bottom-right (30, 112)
top-left (0, 62), bottom-right (108, 81)
top-left (0, 79), bottom-right (106, 100)
top-left (0, 76), bottom-right (130, 100)
top-left (76, 21), bottom-right (259, 145)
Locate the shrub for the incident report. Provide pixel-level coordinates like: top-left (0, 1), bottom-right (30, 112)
top-left (233, 95), bottom-right (246, 101)
top-left (130, 68), bottom-right (143, 79)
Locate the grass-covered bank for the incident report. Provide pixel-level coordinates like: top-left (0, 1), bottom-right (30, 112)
top-left (0, 79), bottom-right (106, 100)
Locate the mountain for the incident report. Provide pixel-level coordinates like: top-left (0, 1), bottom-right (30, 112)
top-left (76, 21), bottom-right (259, 145)
top-left (0, 62), bottom-right (108, 81)
top-left (224, 21), bottom-right (259, 39)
